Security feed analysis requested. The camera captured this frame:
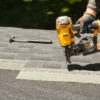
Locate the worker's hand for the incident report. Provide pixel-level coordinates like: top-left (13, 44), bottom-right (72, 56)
top-left (97, 40), bottom-right (100, 50)
top-left (76, 8), bottom-right (96, 34)
top-left (76, 13), bottom-right (95, 34)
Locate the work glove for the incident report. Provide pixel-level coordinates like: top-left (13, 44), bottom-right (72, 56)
top-left (76, 13), bottom-right (95, 34)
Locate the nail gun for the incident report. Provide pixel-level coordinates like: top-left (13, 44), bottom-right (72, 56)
top-left (56, 16), bottom-right (100, 64)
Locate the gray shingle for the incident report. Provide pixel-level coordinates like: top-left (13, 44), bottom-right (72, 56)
top-left (14, 53), bottom-right (31, 60)
top-left (30, 54), bottom-right (53, 61)
top-left (0, 52), bottom-right (16, 59)
top-left (24, 60), bottom-right (46, 68)
top-left (43, 61), bottom-right (65, 69)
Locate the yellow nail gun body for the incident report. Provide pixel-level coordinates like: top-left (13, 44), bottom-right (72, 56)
top-left (56, 16), bottom-right (78, 47)
top-left (56, 16), bottom-right (100, 64)
top-left (56, 24), bottom-right (75, 46)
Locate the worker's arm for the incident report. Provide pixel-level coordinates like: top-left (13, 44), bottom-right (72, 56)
top-left (76, 0), bottom-right (100, 34)
top-left (85, 0), bottom-right (100, 16)
top-left (87, 0), bottom-right (100, 12)
top-left (77, 0), bottom-right (100, 27)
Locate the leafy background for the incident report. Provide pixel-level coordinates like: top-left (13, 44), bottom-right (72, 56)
top-left (0, 0), bottom-right (99, 29)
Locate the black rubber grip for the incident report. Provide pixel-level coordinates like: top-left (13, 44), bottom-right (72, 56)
top-left (72, 24), bottom-right (80, 31)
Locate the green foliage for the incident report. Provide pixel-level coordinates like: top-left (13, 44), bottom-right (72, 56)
top-left (0, 0), bottom-right (93, 29)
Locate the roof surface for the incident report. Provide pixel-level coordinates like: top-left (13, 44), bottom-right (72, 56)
top-left (0, 27), bottom-right (100, 70)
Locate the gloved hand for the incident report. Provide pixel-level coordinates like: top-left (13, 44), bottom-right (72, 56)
top-left (76, 13), bottom-right (95, 34)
